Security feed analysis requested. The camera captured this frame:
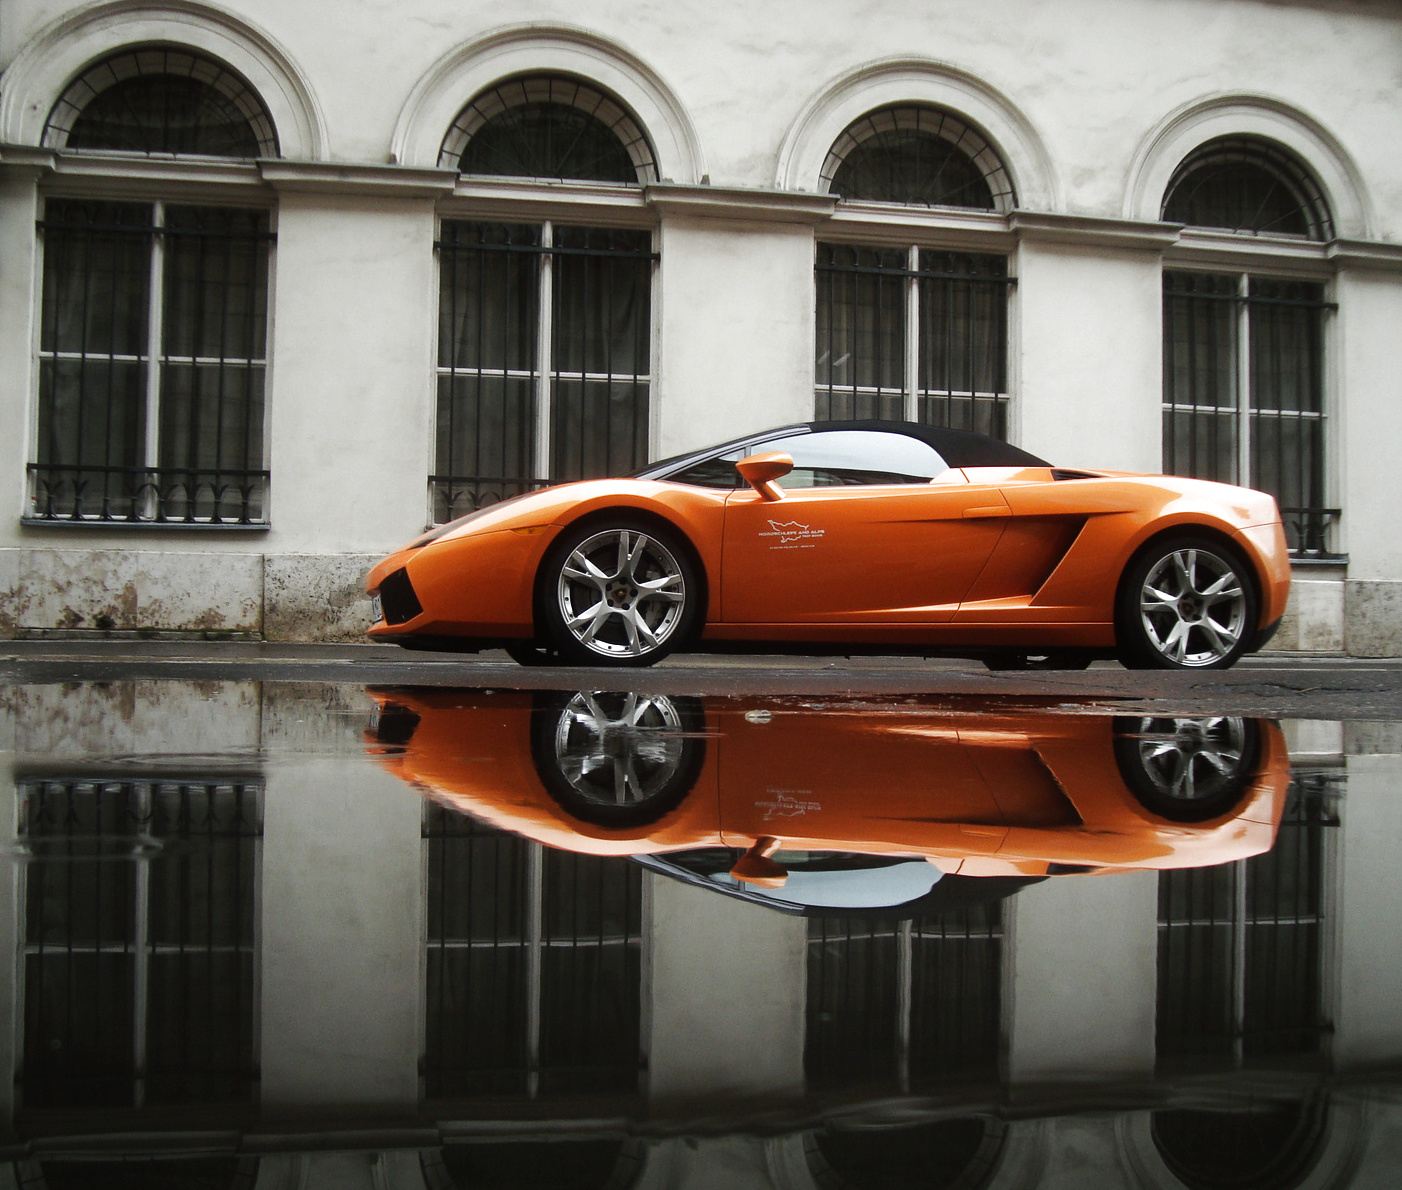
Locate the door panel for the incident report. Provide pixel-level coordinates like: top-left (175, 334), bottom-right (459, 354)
top-left (720, 485), bottom-right (1010, 623)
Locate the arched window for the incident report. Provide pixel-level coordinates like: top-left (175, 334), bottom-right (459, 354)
top-left (821, 105), bottom-right (1015, 211)
top-left (815, 106), bottom-right (1014, 438)
top-left (28, 48), bottom-right (276, 527)
top-left (439, 75), bottom-right (656, 184)
top-left (1162, 136), bottom-right (1332, 240)
top-left (1151, 1100), bottom-right (1329, 1190)
top-left (42, 47), bottom-right (277, 157)
top-left (1159, 138), bottom-right (1337, 555)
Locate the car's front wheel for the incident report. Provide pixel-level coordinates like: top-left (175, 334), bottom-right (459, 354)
top-left (1116, 535), bottom-right (1257, 669)
top-left (539, 517), bottom-right (699, 666)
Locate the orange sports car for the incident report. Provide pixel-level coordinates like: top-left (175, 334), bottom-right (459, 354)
top-left (365, 420), bottom-right (1290, 670)
top-left (367, 689), bottom-right (1290, 914)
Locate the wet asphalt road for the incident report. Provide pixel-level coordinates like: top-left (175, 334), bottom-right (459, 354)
top-left (4, 639), bottom-right (1402, 721)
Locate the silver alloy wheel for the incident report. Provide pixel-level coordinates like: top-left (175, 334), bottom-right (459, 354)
top-left (1128, 717), bottom-right (1248, 805)
top-left (556, 528), bottom-right (687, 659)
top-left (552, 691), bottom-right (686, 806)
top-left (1138, 547), bottom-right (1248, 666)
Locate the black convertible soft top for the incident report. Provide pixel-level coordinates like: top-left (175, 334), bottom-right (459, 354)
top-left (634, 418), bottom-right (1049, 480)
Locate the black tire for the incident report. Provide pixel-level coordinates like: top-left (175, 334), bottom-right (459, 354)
top-left (1112, 716), bottom-right (1260, 822)
top-left (538, 515), bottom-right (700, 667)
top-left (1116, 534), bottom-right (1258, 670)
top-left (530, 691), bottom-right (706, 828)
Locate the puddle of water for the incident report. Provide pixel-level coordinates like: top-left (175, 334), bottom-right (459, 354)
top-left (0, 682), bottom-right (1398, 1189)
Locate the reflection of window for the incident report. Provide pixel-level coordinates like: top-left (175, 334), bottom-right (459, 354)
top-left (815, 245), bottom-right (1011, 437)
top-left (1156, 771), bottom-right (1340, 1074)
top-left (432, 221), bottom-right (655, 524)
top-left (423, 807), bottom-right (642, 1100)
top-left (18, 776), bottom-right (262, 1110)
top-left (807, 1119), bottom-right (1006, 1190)
top-left (31, 200), bottom-right (272, 525)
top-left (806, 905), bottom-right (1002, 1093)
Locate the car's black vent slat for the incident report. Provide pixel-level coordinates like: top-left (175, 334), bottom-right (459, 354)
top-left (1051, 468), bottom-right (1099, 481)
top-left (379, 568), bottom-right (424, 625)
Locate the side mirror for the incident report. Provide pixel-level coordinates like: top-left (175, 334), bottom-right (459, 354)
top-left (730, 836), bottom-right (788, 888)
top-left (736, 452), bottom-right (793, 502)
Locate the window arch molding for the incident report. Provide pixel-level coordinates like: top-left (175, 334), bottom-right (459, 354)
top-left (1123, 95), bottom-right (1371, 240)
top-left (0, 0), bottom-right (326, 159)
top-left (390, 23), bottom-right (703, 184)
top-left (776, 57), bottom-right (1057, 211)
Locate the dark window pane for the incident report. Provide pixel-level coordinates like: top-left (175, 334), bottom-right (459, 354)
top-left (1163, 136), bottom-right (1332, 240)
top-left (52, 50), bottom-right (276, 157)
top-left (1162, 271), bottom-right (1240, 485)
top-left (825, 107), bottom-right (1011, 209)
top-left (815, 243), bottom-right (906, 421)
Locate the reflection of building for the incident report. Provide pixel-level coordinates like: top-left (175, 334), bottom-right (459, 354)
top-left (1, 686), bottom-right (1402, 1187)
top-left (2, 1), bottom-right (1402, 652)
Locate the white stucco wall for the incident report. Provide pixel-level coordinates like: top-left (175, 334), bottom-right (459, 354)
top-left (0, 0), bottom-right (1399, 647)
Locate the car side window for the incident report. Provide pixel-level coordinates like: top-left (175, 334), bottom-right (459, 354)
top-left (766, 430), bottom-right (949, 487)
top-left (667, 429), bottom-right (949, 489)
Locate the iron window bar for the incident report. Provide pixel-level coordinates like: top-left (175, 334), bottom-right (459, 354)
top-left (26, 463), bottom-right (270, 526)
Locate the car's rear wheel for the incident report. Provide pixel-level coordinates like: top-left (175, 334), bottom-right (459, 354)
top-left (539, 517), bottom-right (699, 667)
top-left (1116, 534), bottom-right (1257, 669)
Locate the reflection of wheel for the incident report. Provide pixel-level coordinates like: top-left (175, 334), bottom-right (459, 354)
top-left (531, 691), bottom-right (706, 827)
top-left (1113, 716), bottom-right (1260, 821)
top-left (983, 651), bottom-right (1093, 671)
top-left (539, 518), bottom-right (699, 667)
top-left (1117, 535), bottom-right (1257, 669)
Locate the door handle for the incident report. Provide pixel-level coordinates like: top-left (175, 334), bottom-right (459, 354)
top-left (962, 505), bottom-right (1011, 519)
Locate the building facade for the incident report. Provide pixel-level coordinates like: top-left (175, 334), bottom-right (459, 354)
top-left (1, 0), bottom-right (1400, 650)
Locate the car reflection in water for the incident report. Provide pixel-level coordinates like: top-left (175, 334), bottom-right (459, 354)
top-left (367, 689), bottom-right (1289, 915)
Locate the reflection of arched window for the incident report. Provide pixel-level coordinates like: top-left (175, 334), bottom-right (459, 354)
top-left (822, 105), bottom-right (1015, 211)
top-left (807, 1119), bottom-right (1006, 1190)
top-left (1152, 1100), bottom-right (1328, 1190)
top-left (43, 47), bottom-right (277, 157)
top-left (1159, 138), bottom-right (1338, 556)
top-left (1162, 136), bottom-right (1331, 240)
top-left (439, 75), bottom-right (656, 183)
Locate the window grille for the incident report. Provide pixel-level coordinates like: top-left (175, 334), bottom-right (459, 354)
top-left (816, 244), bottom-right (1011, 437)
top-left (423, 805), bottom-right (643, 1100)
top-left (432, 221), bottom-right (655, 524)
top-left (821, 105), bottom-right (1015, 211)
top-left (1163, 271), bottom-right (1336, 555)
top-left (17, 776), bottom-right (262, 1110)
top-left (1162, 136), bottom-right (1332, 241)
top-left (440, 76), bottom-right (656, 183)
top-left (43, 48), bottom-right (277, 158)
top-left (1156, 770), bottom-right (1341, 1074)
top-left (805, 903), bottom-right (1003, 1094)
top-left (29, 200), bottom-right (272, 526)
